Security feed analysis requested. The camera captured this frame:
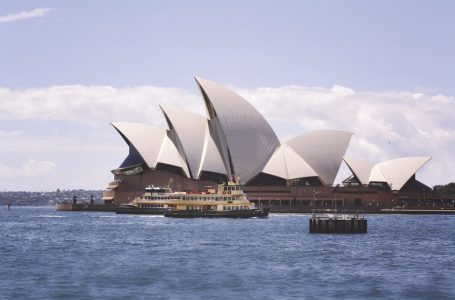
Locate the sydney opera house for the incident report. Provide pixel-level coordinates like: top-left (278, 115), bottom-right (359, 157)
top-left (102, 77), bottom-right (444, 212)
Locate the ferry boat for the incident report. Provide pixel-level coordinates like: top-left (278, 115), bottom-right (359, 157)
top-left (114, 185), bottom-right (174, 214)
top-left (114, 181), bottom-right (268, 218)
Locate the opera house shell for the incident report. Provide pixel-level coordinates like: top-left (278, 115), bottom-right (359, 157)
top-left (103, 77), bottom-right (434, 212)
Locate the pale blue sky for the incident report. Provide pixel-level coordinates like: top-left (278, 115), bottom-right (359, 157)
top-left (1, 1), bottom-right (454, 191)
top-left (1, 1), bottom-right (454, 93)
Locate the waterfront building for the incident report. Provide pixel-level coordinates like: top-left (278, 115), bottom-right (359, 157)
top-left (103, 77), bottom-right (447, 213)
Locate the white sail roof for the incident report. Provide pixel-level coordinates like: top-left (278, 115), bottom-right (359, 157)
top-left (160, 105), bottom-right (226, 178)
top-left (369, 165), bottom-right (387, 183)
top-left (111, 122), bottom-right (190, 177)
top-left (369, 157), bottom-right (431, 191)
top-left (195, 77), bottom-right (280, 183)
top-left (263, 144), bottom-right (317, 179)
top-left (287, 130), bottom-right (353, 185)
top-left (342, 156), bottom-right (374, 185)
top-left (112, 122), bottom-right (166, 168)
top-left (262, 145), bottom-right (288, 179)
top-left (111, 78), bottom-right (432, 191)
top-left (199, 130), bottom-right (227, 176)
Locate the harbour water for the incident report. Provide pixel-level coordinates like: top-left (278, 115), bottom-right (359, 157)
top-left (1, 207), bottom-right (454, 299)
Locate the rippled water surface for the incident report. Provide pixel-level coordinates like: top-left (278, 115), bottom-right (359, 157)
top-left (1, 207), bottom-right (454, 299)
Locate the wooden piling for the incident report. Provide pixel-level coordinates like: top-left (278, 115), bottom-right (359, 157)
top-left (309, 218), bottom-right (367, 234)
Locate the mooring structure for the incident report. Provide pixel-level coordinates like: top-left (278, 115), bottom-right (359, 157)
top-left (309, 209), bottom-right (367, 234)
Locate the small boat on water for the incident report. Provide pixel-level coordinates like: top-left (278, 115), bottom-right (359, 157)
top-left (115, 181), bottom-right (268, 218)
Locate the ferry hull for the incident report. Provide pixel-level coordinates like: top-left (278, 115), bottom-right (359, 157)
top-left (164, 208), bottom-right (269, 218)
top-left (114, 206), bottom-right (169, 215)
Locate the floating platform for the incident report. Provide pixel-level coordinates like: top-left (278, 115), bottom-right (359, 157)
top-left (309, 210), bottom-right (367, 234)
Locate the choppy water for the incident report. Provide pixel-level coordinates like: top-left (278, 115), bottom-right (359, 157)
top-left (1, 207), bottom-right (454, 299)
